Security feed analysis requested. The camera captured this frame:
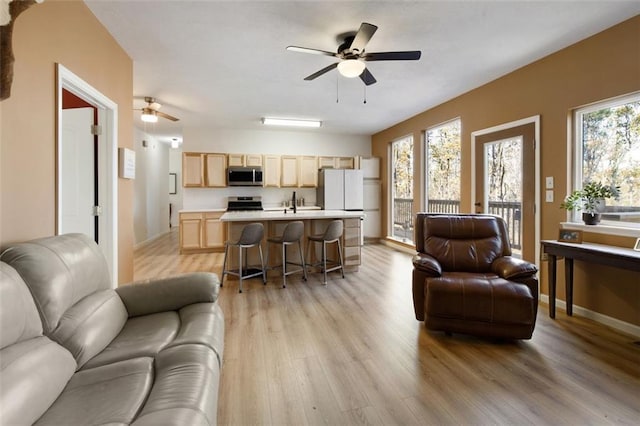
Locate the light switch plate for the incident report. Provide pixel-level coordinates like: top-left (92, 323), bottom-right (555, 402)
top-left (545, 176), bottom-right (554, 189)
top-left (545, 190), bottom-right (554, 202)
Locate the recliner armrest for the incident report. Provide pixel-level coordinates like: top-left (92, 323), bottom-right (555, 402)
top-left (412, 253), bottom-right (442, 276)
top-left (116, 272), bottom-right (220, 318)
top-left (492, 256), bottom-right (537, 280)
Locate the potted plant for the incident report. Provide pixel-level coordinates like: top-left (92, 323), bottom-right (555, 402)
top-left (560, 181), bottom-right (620, 225)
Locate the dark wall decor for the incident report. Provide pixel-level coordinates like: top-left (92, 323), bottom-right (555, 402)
top-left (1, 0), bottom-right (42, 101)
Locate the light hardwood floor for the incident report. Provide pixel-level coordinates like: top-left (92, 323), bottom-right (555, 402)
top-left (135, 230), bottom-right (640, 425)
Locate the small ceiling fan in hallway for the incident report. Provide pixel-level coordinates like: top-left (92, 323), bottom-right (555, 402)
top-left (287, 22), bottom-right (421, 86)
top-left (136, 97), bottom-right (179, 123)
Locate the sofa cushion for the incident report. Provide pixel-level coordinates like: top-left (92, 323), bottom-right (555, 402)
top-left (132, 344), bottom-right (220, 426)
top-left (167, 303), bottom-right (225, 367)
top-left (1, 263), bottom-right (76, 426)
top-left (0, 263), bottom-right (42, 348)
top-left (0, 234), bottom-right (128, 368)
top-left (426, 272), bottom-right (536, 325)
top-left (82, 311), bottom-right (180, 369)
top-left (34, 357), bottom-right (154, 425)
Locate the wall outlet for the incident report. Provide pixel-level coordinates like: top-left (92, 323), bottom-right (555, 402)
top-left (545, 176), bottom-right (554, 189)
top-left (545, 190), bottom-right (554, 202)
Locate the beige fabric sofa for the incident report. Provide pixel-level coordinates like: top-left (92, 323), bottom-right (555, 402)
top-left (0, 233), bottom-right (224, 425)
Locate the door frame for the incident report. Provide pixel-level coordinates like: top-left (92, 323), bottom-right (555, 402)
top-left (56, 64), bottom-right (118, 288)
top-left (470, 115), bottom-right (540, 269)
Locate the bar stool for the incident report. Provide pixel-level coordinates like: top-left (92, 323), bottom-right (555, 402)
top-left (266, 221), bottom-right (307, 288)
top-left (305, 220), bottom-right (345, 285)
top-left (221, 222), bottom-right (266, 293)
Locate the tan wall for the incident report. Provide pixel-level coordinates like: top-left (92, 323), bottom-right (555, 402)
top-left (372, 16), bottom-right (640, 326)
top-left (0, 0), bottom-right (134, 283)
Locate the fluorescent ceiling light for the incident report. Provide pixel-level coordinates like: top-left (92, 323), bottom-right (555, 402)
top-left (141, 108), bottom-right (158, 123)
top-left (262, 117), bottom-right (321, 128)
top-left (337, 59), bottom-right (366, 78)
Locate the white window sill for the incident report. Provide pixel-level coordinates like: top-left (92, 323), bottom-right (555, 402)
top-left (561, 222), bottom-right (640, 238)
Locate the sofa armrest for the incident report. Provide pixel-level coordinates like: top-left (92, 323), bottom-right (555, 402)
top-left (116, 272), bottom-right (220, 318)
top-left (412, 253), bottom-right (442, 276)
top-left (492, 256), bottom-right (538, 280)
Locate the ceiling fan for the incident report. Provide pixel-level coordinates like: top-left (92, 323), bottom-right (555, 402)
top-left (287, 22), bottom-right (421, 86)
top-left (137, 97), bottom-right (179, 123)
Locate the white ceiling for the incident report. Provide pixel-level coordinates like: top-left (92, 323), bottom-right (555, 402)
top-left (84, 1), bottom-right (640, 142)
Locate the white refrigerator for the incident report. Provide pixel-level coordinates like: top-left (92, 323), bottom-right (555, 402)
top-left (317, 169), bottom-right (363, 211)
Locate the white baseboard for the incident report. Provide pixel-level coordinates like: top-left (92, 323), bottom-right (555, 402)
top-left (539, 294), bottom-right (640, 339)
top-left (381, 238), bottom-right (416, 255)
top-left (134, 230), bottom-right (171, 250)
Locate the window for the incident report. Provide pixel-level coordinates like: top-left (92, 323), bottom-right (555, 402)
top-left (425, 119), bottom-right (461, 213)
top-left (390, 135), bottom-right (414, 242)
top-left (573, 93), bottom-right (640, 227)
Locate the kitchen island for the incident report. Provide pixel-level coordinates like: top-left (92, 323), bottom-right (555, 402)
top-left (220, 209), bottom-right (364, 273)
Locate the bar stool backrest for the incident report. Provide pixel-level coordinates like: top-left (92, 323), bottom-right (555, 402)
top-left (323, 220), bottom-right (343, 242)
top-left (239, 223), bottom-right (264, 245)
top-left (282, 221), bottom-right (304, 242)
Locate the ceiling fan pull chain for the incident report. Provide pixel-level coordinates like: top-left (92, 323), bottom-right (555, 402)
top-left (363, 84), bottom-right (367, 104)
top-left (336, 73), bottom-right (339, 103)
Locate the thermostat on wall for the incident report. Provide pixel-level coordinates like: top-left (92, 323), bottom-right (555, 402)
top-left (118, 148), bottom-right (136, 179)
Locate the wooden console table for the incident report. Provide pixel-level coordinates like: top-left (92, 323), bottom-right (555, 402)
top-left (541, 240), bottom-right (640, 318)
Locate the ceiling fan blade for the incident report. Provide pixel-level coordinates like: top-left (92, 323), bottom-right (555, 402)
top-left (363, 51), bottom-right (422, 61)
top-left (350, 22), bottom-right (378, 53)
top-left (304, 63), bottom-right (339, 81)
top-left (360, 68), bottom-right (377, 86)
top-left (287, 46), bottom-right (337, 57)
top-left (156, 111), bottom-right (179, 122)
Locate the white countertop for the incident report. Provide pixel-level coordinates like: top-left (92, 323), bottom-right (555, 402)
top-left (179, 206), bottom-right (320, 214)
top-left (220, 209), bottom-right (364, 222)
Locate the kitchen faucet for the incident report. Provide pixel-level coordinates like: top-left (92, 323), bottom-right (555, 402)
top-left (291, 191), bottom-right (297, 213)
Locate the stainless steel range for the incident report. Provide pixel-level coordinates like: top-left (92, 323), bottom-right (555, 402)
top-left (226, 196), bottom-right (264, 211)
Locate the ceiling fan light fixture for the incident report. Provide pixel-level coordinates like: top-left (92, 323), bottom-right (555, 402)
top-left (141, 108), bottom-right (158, 123)
top-left (262, 117), bottom-right (321, 128)
top-left (337, 59), bottom-right (366, 78)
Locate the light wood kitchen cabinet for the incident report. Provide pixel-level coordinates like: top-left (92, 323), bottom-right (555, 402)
top-left (182, 153), bottom-right (205, 187)
top-left (263, 155), bottom-right (281, 187)
top-left (182, 152), bottom-right (226, 187)
top-left (280, 155), bottom-right (299, 187)
top-left (336, 157), bottom-right (355, 169)
top-left (318, 156), bottom-right (336, 169)
top-left (246, 154), bottom-right (263, 166)
top-left (203, 212), bottom-right (225, 249)
top-left (205, 153), bottom-right (226, 187)
top-left (227, 153), bottom-right (262, 167)
top-left (227, 153), bottom-right (244, 167)
top-left (179, 211), bottom-right (226, 253)
top-left (298, 156), bottom-right (318, 187)
top-left (318, 156), bottom-right (355, 169)
top-left (179, 212), bottom-right (203, 251)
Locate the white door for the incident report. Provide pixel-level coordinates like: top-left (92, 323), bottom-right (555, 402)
top-left (60, 107), bottom-right (96, 239)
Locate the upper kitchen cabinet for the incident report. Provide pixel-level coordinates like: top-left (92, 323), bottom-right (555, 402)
top-left (182, 152), bottom-right (226, 187)
top-left (183, 153), bottom-right (204, 187)
top-left (318, 156), bottom-right (355, 169)
top-left (228, 153), bottom-right (263, 167)
top-left (298, 156), bottom-right (318, 187)
top-left (280, 155), bottom-right (299, 187)
top-left (205, 153), bottom-right (227, 187)
top-left (263, 155), bottom-right (281, 187)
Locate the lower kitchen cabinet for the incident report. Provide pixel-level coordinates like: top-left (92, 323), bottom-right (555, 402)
top-left (179, 211), bottom-right (226, 253)
top-left (343, 218), bottom-right (361, 266)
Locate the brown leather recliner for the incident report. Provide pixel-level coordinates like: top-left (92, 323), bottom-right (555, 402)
top-left (412, 214), bottom-right (539, 339)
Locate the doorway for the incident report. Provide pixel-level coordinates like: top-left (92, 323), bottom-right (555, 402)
top-left (56, 64), bottom-right (118, 287)
top-left (471, 117), bottom-right (540, 264)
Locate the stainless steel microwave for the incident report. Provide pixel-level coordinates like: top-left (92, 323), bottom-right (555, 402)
top-left (227, 166), bottom-right (263, 186)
